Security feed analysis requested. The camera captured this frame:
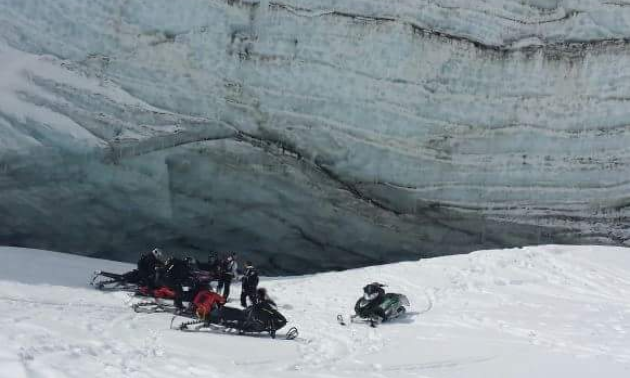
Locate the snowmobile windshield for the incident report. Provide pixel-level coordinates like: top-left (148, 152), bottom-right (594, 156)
top-left (363, 292), bottom-right (379, 301)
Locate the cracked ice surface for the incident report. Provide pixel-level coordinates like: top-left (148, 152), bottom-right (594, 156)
top-left (1, 0), bottom-right (630, 272)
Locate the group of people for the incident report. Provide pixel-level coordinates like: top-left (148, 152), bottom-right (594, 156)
top-left (132, 248), bottom-right (406, 330)
top-left (135, 248), bottom-right (262, 312)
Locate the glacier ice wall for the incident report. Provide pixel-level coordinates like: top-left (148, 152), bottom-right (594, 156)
top-left (1, 0), bottom-right (630, 272)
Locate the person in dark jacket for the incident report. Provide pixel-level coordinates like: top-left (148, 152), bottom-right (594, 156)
top-left (243, 287), bottom-right (286, 335)
top-left (255, 287), bottom-right (275, 307)
top-left (240, 261), bottom-right (259, 307)
top-left (162, 256), bottom-right (193, 311)
top-left (137, 248), bottom-right (165, 289)
top-left (217, 253), bottom-right (238, 301)
top-left (356, 282), bottom-right (387, 321)
top-left (198, 252), bottom-right (221, 281)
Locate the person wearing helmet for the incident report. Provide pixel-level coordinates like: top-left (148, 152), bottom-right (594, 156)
top-left (217, 252), bottom-right (238, 301)
top-left (363, 282), bottom-right (385, 302)
top-left (137, 248), bottom-right (165, 289)
top-left (152, 248), bottom-right (165, 261)
top-left (240, 261), bottom-right (259, 307)
top-left (255, 287), bottom-right (275, 307)
top-left (359, 282), bottom-right (387, 322)
top-left (192, 287), bottom-right (226, 324)
top-left (162, 256), bottom-right (194, 311)
top-left (198, 252), bottom-right (221, 280)
top-left (183, 256), bottom-right (198, 268)
top-left (240, 287), bottom-right (286, 337)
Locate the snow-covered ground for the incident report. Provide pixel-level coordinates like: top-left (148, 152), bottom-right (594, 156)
top-left (1, 245), bottom-right (629, 378)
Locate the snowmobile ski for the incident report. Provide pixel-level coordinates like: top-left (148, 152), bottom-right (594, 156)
top-left (337, 314), bottom-right (347, 326)
top-left (90, 271), bottom-right (138, 292)
top-left (170, 315), bottom-right (299, 340)
top-left (132, 301), bottom-right (179, 314)
top-left (284, 327), bottom-right (299, 340)
top-left (173, 318), bottom-right (210, 331)
top-left (182, 324), bottom-right (299, 340)
top-left (337, 314), bottom-right (359, 326)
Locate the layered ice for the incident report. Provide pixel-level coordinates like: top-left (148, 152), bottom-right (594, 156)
top-left (1, 0), bottom-right (630, 272)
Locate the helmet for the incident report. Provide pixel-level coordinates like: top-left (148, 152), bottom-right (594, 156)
top-left (363, 291), bottom-right (379, 301)
top-left (244, 261), bottom-right (253, 268)
top-left (362, 282), bottom-right (384, 301)
top-left (256, 287), bottom-right (267, 299)
top-left (152, 248), bottom-right (164, 261)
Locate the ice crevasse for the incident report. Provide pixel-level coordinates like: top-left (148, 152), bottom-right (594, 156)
top-left (1, 0), bottom-right (630, 273)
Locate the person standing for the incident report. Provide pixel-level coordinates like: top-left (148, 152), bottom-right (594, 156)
top-left (240, 261), bottom-right (259, 307)
top-left (162, 256), bottom-right (193, 311)
top-left (198, 252), bottom-right (221, 281)
top-left (137, 248), bottom-right (165, 289)
top-left (217, 253), bottom-right (238, 301)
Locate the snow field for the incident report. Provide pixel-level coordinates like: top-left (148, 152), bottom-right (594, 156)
top-left (1, 245), bottom-right (630, 377)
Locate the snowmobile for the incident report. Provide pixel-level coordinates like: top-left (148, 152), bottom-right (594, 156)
top-left (131, 286), bottom-right (181, 313)
top-left (131, 279), bottom-right (213, 313)
top-left (92, 248), bottom-right (168, 291)
top-left (338, 282), bottom-right (410, 327)
top-left (171, 301), bottom-right (298, 340)
top-left (90, 269), bottom-right (143, 292)
top-left (91, 263), bottom-right (216, 293)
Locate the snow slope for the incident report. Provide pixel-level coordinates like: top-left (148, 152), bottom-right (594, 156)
top-left (1, 245), bottom-right (630, 377)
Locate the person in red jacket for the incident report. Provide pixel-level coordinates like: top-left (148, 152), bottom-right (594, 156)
top-left (193, 289), bottom-right (226, 322)
top-left (137, 285), bottom-right (177, 299)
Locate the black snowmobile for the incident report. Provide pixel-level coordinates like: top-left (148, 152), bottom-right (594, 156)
top-left (91, 252), bottom-right (214, 294)
top-left (338, 282), bottom-right (410, 327)
top-left (91, 269), bottom-right (218, 293)
top-left (90, 269), bottom-right (143, 292)
top-left (171, 301), bottom-right (298, 340)
top-left (91, 248), bottom-right (166, 291)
